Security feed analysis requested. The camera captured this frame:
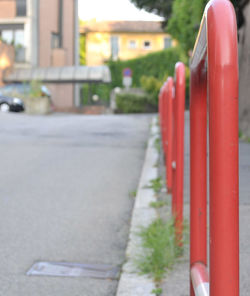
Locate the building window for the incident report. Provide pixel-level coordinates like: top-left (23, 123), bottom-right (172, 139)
top-left (110, 36), bottom-right (119, 60)
top-left (143, 41), bottom-right (151, 50)
top-left (164, 37), bottom-right (172, 49)
top-left (1, 30), bottom-right (14, 45)
top-left (16, 0), bottom-right (27, 17)
top-left (0, 29), bottom-right (25, 63)
top-left (1, 29), bottom-right (25, 46)
top-left (128, 40), bottom-right (136, 49)
top-left (51, 33), bottom-right (60, 49)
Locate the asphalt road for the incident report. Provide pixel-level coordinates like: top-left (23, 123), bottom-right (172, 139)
top-left (0, 113), bottom-right (151, 296)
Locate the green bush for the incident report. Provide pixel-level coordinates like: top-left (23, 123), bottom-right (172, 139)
top-left (140, 76), bottom-right (164, 106)
top-left (108, 46), bottom-right (187, 89)
top-left (80, 83), bottom-right (111, 105)
top-left (116, 92), bottom-right (155, 113)
top-left (79, 46), bottom-right (189, 107)
top-left (137, 218), bottom-right (179, 281)
top-left (107, 46), bottom-right (190, 107)
top-left (29, 80), bottom-right (43, 98)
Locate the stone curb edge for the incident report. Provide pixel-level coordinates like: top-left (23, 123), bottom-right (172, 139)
top-left (116, 116), bottom-right (159, 296)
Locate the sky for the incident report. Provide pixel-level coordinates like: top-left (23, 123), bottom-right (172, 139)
top-left (78, 0), bottom-right (163, 21)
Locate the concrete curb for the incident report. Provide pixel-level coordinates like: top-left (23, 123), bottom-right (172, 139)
top-left (116, 116), bottom-right (159, 296)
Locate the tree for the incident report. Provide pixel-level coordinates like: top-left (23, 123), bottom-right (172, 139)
top-left (130, 0), bottom-right (240, 53)
top-left (130, 0), bottom-right (174, 20)
top-left (166, 0), bottom-right (207, 53)
top-left (79, 34), bottom-right (86, 65)
top-left (79, 20), bottom-right (86, 65)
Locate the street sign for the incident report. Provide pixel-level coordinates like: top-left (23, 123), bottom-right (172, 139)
top-left (123, 68), bottom-right (132, 88)
top-left (123, 68), bottom-right (132, 77)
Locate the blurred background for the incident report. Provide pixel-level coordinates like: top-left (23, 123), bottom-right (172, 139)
top-left (0, 1), bottom-right (248, 135)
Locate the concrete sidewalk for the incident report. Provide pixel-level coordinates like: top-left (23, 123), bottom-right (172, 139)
top-left (161, 112), bottom-right (250, 295)
top-left (117, 112), bottom-right (250, 295)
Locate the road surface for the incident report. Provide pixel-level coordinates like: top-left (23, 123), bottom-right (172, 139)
top-left (0, 113), bottom-right (151, 296)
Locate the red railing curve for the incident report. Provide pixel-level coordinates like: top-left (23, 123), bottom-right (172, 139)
top-left (190, 0), bottom-right (239, 295)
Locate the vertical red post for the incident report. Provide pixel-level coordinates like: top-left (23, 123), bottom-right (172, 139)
top-left (173, 62), bottom-right (185, 245)
top-left (190, 1), bottom-right (239, 295)
top-left (172, 82), bottom-right (177, 216)
top-left (166, 77), bottom-right (173, 193)
top-left (158, 91), bottom-right (163, 134)
top-left (158, 88), bottom-right (164, 152)
top-left (162, 84), bottom-right (168, 156)
top-left (159, 83), bottom-right (168, 157)
top-left (207, 1), bottom-right (239, 295)
top-left (190, 60), bottom-right (207, 296)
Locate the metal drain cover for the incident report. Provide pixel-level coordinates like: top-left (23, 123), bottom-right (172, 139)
top-left (27, 261), bottom-right (120, 280)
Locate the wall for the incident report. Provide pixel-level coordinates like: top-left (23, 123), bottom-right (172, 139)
top-left (85, 32), bottom-right (111, 65)
top-left (0, 1), bottom-right (16, 19)
top-left (39, 0), bottom-right (75, 109)
top-left (39, 0), bottom-right (59, 67)
top-left (85, 32), bottom-right (175, 66)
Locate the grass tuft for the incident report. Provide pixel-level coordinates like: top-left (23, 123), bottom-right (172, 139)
top-left (147, 177), bottom-right (163, 193)
top-left (154, 137), bottom-right (161, 153)
top-left (152, 287), bottom-right (162, 295)
top-left (137, 218), bottom-right (183, 282)
top-left (129, 190), bottom-right (137, 198)
top-left (150, 200), bottom-right (168, 208)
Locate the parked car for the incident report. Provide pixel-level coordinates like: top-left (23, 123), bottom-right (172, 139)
top-left (0, 83), bottom-right (51, 98)
top-left (0, 83), bottom-right (52, 113)
top-left (0, 95), bottom-right (25, 112)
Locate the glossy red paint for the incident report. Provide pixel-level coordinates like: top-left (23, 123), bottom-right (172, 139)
top-left (172, 62), bottom-right (185, 245)
top-left (166, 77), bottom-right (174, 193)
top-left (190, 0), bottom-right (239, 295)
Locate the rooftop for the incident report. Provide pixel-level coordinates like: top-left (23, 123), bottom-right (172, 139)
top-left (80, 20), bottom-right (165, 34)
top-left (3, 66), bottom-right (111, 84)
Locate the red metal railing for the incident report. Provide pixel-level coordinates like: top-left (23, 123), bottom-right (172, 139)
top-left (159, 1), bottom-right (239, 294)
top-left (190, 0), bottom-right (239, 295)
top-left (159, 62), bottom-right (185, 245)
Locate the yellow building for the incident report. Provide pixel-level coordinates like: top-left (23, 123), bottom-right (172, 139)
top-left (80, 21), bottom-right (176, 66)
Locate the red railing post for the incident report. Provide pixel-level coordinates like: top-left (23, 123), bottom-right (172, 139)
top-left (190, 59), bottom-right (207, 296)
top-left (172, 62), bottom-right (185, 245)
top-left (159, 83), bottom-right (168, 158)
top-left (166, 77), bottom-right (174, 193)
top-left (158, 87), bottom-right (164, 152)
top-left (158, 65), bottom-right (185, 245)
top-left (190, 0), bottom-right (239, 295)
top-left (158, 89), bottom-right (163, 136)
top-left (207, 1), bottom-right (239, 294)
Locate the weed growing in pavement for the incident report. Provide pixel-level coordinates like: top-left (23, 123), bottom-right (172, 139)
top-left (154, 161), bottom-right (160, 168)
top-left (136, 218), bottom-right (189, 282)
top-left (147, 177), bottom-right (163, 193)
top-left (136, 218), bottom-right (183, 282)
top-left (129, 190), bottom-right (137, 198)
top-left (154, 137), bottom-right (161, 153)
top-left (150, 200), bottom-right (168, 208)
top-left (238, 130), bottom-right (250, 143)
top-left (152, 287), bottom-right (162, 296)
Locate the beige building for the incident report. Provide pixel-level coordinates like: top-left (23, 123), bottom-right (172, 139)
top-left (81, 21), bottom-right (176, 66)
top-left (0, 0), bottom-right (79, 109)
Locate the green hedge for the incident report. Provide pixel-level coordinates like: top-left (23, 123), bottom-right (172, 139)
top-left (80, 46), bottom-right (189, 107)
top-left (116, 92), bottom-right (156, 113)
top-left (108, 46), bottom-right (187, 89)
